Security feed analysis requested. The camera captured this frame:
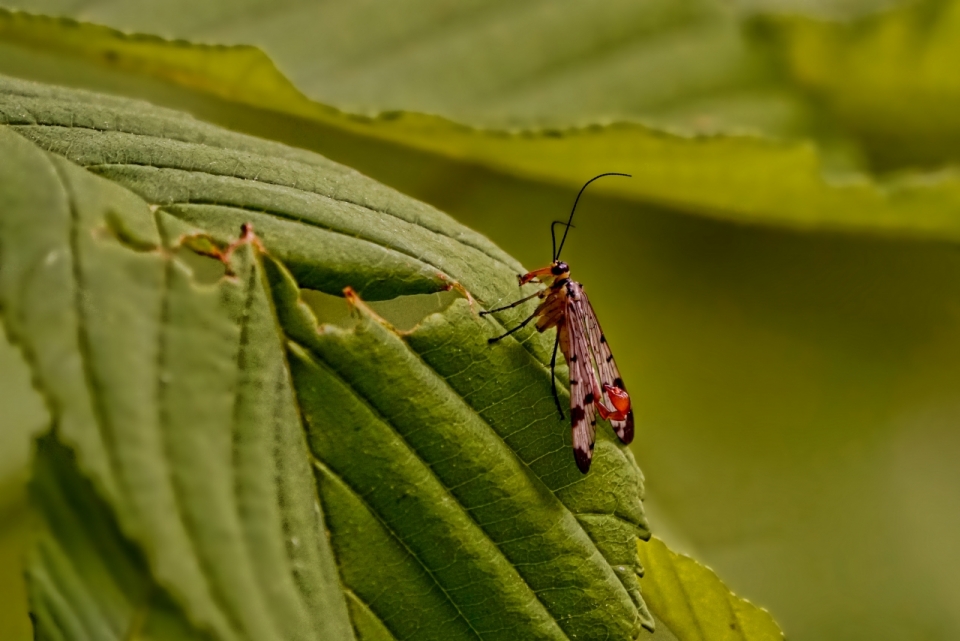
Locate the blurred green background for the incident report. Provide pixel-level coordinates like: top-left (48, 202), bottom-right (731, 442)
top-left (3, 0), bottom-right (960, 639)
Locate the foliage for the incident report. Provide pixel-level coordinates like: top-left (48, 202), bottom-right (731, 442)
top-left (4, 1), bottom-right (960, 640)
top-left (0, 73), bottom-right (782, 639)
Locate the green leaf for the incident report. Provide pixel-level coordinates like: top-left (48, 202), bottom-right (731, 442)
top-left (638, 537), bottom-right (782, 641)
top-left (0, 318), bottom-right (47, 480)
top-left (0, 0), bottom-right (811, 135)
top-left (757, 0), bottom-right (960, 170)
top-left (275, 279), bottom-right (651, 640)
top-left (0, 118), bottom-right (358, 641)
top-left (0, 4), bottom-right (956, 640)
top-left (0, 75), bottom-right (659, 640)
top-left (0, 115), bottom-right (47, 641)
top-left (28, 434), bottom-right (213, 641)
top-left (0, 479), bottom-right (35, 641)
top-left (4, 6), bottom-right (960, 246)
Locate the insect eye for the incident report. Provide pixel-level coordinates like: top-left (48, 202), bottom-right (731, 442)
top-left (551, 262), bottom-right (569, 275)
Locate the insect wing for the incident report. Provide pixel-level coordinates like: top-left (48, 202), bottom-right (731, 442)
top-left (563, 292), bottom-right (605, 473)
top-left (579, 289), bottom-right (634, 444)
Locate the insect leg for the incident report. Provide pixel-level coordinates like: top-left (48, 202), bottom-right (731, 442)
top-left (550, 331), bottom-right (563, 420)
top-left (487, 312), bottom-right (538, 344)
top-left (479, 291), bottom-right (540, 316)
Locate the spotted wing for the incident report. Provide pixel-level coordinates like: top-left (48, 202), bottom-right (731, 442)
top-left (579, 289), bottom-right (634, 444)
top-left (563, 291), bottom-right (606, 473)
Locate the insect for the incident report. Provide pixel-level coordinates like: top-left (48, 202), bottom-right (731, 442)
top-left (480, 173), bottom-right (634, 473)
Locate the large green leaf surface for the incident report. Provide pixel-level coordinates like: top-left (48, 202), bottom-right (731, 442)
top-left (0, 75), bottom-right (680, 640)
top-left (759, 0), bottom-right (960, 170)
top-left (4, 2), bottom-right (960, 639)
top-left (0, 0), bottom-right (813, 135)
top-left (0, 118), bottom-right (357, 640)
top-left (4, 6), bottom-right (960, 246)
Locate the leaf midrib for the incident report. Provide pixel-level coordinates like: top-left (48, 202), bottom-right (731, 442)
top-left (312, 458), bottom-right (488, 641)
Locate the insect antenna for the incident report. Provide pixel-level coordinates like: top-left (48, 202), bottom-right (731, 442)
top-left (550, 221), bottom-right (575, 261)
top-left (554, 172), bottom-right (631, 261)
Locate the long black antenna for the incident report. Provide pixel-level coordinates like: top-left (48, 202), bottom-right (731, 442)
top-left (550, 221), bottom-right (575, 261)
top-left (553, 172), bottom-right (631, 261)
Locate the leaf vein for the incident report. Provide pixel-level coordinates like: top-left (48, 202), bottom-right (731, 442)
top-left (311, 457), bottom-right (486, 641)
top-left (342, 588), bottom-right (401, 641)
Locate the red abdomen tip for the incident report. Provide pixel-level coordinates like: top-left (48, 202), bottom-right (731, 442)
top-left (603, 384), bottom-right (631, 413)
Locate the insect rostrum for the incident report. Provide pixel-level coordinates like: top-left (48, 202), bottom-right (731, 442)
top-left (481, 173), bottom-right (634, 473)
